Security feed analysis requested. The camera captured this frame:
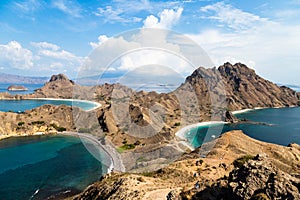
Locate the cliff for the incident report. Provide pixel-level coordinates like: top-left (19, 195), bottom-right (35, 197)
top-left (70, 130), bottom-right (300, 200)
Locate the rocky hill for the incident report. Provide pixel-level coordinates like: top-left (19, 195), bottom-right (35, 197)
top-left (218, 62), bottom-right (299, 110)
top-left (0, 105), bottom-right (76, 140)
top-left (28, 74), bottom-right (76, 98)
top-left (70, 130), bottom-right (300, 200)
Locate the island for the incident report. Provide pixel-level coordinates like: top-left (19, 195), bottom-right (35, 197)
top-left (7, 84), bottom-right (28, 91)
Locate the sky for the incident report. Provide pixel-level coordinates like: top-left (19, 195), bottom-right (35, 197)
top-left (0, 0), bottom-right (300, 85)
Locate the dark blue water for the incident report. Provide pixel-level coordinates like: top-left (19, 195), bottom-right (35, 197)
top-left (0, 135), bottom-right (107, 200)
top-left (0, 99), bottom-right (98, 112)
top-left (187, 107), bottom-right (300, 148)
top-left (0, 83), bottom-right (43, 95)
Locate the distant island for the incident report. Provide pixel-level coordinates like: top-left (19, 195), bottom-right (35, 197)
top-left (7, 85), bottom-right (28, 91)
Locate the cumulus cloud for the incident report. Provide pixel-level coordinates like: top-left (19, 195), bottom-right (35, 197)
top-left (81, 28), bottom-right (212, 83)
top-left (89, 35), bottom-right (109, 49)
top-left (143, 7), bottom-right (183, 29)
top-left (0, 41), bottom-right (33, 69)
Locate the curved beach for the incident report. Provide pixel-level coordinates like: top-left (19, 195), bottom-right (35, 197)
top-left (60, 132), bottom-right (125, 173)
top-left (25, 98), bottom-right (102, 111)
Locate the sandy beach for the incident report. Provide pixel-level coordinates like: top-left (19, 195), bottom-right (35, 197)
top-left (175, 121), bottom-right (229, 150)
top-left (25, 98), bottom-right (102, 111)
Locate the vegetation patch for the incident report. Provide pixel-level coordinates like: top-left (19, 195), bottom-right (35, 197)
top-left (18, 121), bottom-right (25, 126)
top-left (50, 123), bottom-right (66, 132)
top-left (233, 155), bottom-right (255, 168)
top-left (31, 121), bottom-right (45, 125)
top-left (117, 143), bottom-right (136, 153)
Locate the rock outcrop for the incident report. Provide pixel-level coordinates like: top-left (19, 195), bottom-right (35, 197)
top-left (193, 154), bottom-right (300, 200)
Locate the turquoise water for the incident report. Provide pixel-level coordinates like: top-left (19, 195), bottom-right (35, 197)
top-left (0, 135), bottom-right (107, 200)
top-left (187, 107), bottom-right (300, 148)
top-left (0, 99), bottom-right (98, 112)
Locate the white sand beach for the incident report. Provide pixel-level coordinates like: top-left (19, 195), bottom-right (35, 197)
top-left (26, 98), bottom-right (102, 111)
top-left (175, 121), bottom-right (229, 150)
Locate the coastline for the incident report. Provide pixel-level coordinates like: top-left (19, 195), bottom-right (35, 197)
top-left (59, 131), bottom-right (125, 173)
top-left (175, 121), bottom-right (229, 150)
top-left (25, 97), bottom-right (102, 111)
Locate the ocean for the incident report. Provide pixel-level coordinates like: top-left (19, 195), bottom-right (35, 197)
top-left (186, 107), bottom-right (300, 148)
top-left (0, 99), bottom-right (99, 112)
top-left (0, 135), bottom-right (107, 200)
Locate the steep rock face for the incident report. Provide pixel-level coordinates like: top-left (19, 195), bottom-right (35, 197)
top-left (218, 63), bottom-right (299, 110)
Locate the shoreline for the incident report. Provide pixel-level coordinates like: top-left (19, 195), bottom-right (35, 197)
top-left (3, 97), bottom-right (102, 112)
top-left (26, 98), bottom-right (102, 111)
top-left (175, 121), bottom-right (229, 150)
top-left (59, 131), bottom-right (125, 173)
top-left (231, 107), bottom-right (265, 114)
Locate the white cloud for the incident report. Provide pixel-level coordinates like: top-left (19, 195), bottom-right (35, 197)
top-left (81, 28), bottom-right (212, 81)
top-left (52, 0), bottom-right (82, 17)
top-left (95, 6), bottom-right (142, 23)
top-left (89, 35), bottom-right (109, 49)
top-left (94, 0), bottom-right (181, 24)
top-left (143, 7), bottom-right (183, 29)
top-left (0, 41), bottom-right (33, 69)
top-left (200, 2), bottom-right (270, 31)
top-left (31, 42), bottom-right (60, 51)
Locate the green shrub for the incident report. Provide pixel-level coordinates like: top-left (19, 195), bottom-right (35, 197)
top-left (117, 143), bottom-right (136, 153)
top-left (233, 155), bottom-right (255, 168)
top-left (32, 121), bottom-right (45, 125)
top-left (18, 121), bottom-right (25, 126)
top-left (50, 123), bottom-right (66, 132)
top-left (174, 122), bottom-right (181, 126)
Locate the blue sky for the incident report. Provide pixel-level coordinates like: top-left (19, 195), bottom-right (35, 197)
top-left (0, 0), bottom-right (300, 85)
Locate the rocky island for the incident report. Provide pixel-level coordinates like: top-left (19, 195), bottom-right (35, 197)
top-left (7, 84), bottom-right (28, 91)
